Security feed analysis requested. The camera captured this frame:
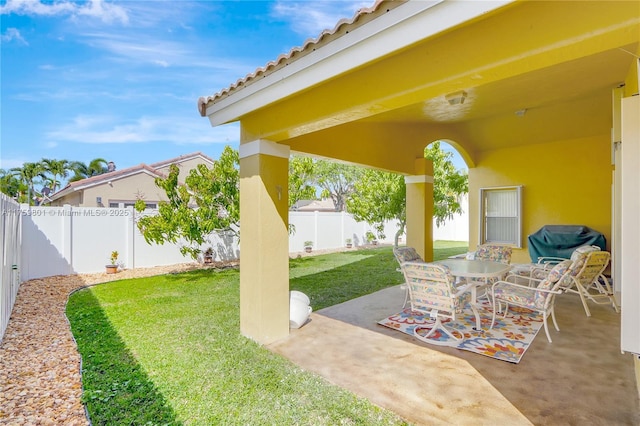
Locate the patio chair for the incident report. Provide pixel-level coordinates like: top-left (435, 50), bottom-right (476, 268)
top-left (467, 243), bottom-right (513, 265)
top-left (464, 243), bottom-right (513, 300)
top-left (491, 260), bottom-right (573, 343)
top-left (509, 244), bottom-right (600, 281)
top-left (560, 250), bottom-right (618, 317)
top-left (401, 261), bottom-right (481, 343)
top-left (393, 246), bottom-right (425, 308)
top-left (510, 245), bottom-right (619, 316)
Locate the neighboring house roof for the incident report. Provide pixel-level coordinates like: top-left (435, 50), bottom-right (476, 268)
top-left (150, 151), bottom-right (215, 169)
top-left (49, 151), bottom-right (212, 202)
top-left (292, 199), bottom-right (337, 212)
top-left (49, 164), bottom-right (163, 202)
top-left (198, 0), bottom-right (403, 116)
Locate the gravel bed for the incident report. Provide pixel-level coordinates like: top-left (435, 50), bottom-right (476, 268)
top-left (0, 261), bottom-right (235, 425)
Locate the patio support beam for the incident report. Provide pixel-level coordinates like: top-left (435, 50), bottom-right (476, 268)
top-left (405, 158), bottom-right (434, 262)
top-left (238, 139), bottom-right (290, 344)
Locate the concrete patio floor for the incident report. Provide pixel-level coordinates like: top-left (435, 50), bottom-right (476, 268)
top-left (268, 285), bottom-right (639, 425)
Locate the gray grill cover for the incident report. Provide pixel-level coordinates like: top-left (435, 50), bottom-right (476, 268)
top-left (528, 225), bottom-right (606, 262)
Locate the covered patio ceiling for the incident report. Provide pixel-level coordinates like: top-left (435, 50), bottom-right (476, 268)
top-left (200, 0), bottom-right (639, 169)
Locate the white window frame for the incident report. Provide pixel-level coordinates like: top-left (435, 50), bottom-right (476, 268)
top-left (479, 186), bottom-right (522, 248)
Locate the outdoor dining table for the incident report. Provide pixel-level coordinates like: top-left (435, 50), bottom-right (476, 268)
top-left (434, 258), bottom-right (512, 304)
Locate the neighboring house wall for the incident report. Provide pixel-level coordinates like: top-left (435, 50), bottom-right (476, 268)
top-left (50, 153), bottom-right (215, 207)
top-left (468, 135), bottom-right (611, 265)
top-left (83, 172), bottom-right (167, 208)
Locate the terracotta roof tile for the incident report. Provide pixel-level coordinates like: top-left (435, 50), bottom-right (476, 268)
top-left (198, 0), bottom-right (404, 116)
top-left (149, 151), bottom-right (215, 168)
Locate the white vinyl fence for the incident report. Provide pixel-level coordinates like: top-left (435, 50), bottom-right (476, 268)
top-left (18, 205), bottom-right (239, 281)
top-left (289, 205), bottom-right (468, 252)
top-left (1, 194), bottom-right (22, 341)
top-left (1, 200), bottom-right (468, 341)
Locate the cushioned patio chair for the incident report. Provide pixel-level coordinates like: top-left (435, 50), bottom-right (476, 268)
top-left (561, 249), bottom-right (618, 317)
top-left (393, 246), bottom-right (425, 308)
top-left (401, 261), bottom-right (481, 342)
top-left (467, 244), bottom-right (513, 265)
top-left (510, 245), bottom-right (619, 316)
top-left (464, 244), bottom-right (513, 301)
top-left (491, 260), bottom-right (573, 343)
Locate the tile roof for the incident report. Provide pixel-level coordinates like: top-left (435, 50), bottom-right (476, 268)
top-left (50, 151), bottom-right (211, 200)
top-left (150, 151), bottom-right (215, 168)
top-left (51, 164), bottom-right (163, 199)
top-left (198, 0), bottom-right (405, 116)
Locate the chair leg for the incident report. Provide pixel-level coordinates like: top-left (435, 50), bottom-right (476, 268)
top-left (402, 284), bottom-right (409, 309)
top-left (596, 275), bottom-right (620, 313)
top-left (576, 284), bottom-right (592, 317)
top-left (414, 316), bottom-right (461, 342)
top-left (542, 315), bottom-right (553, 343)
top-left (470, 303), bottom-right (482, 331)
top-left (550, 306), bottom-right (560, 332)
top-left (490, 303), bottom-right (498, 330)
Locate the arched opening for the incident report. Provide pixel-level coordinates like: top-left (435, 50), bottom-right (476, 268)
top-left (424, 140), bottom-right (470, 245)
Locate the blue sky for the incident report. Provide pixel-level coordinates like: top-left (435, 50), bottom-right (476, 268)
top-left (1, 0), bottom-right (465, 177)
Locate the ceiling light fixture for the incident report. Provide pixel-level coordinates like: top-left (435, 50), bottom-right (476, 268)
top-left (445, 91), bottom-right (467, 105)
top-left (515, 109), bottom-right (527, 117)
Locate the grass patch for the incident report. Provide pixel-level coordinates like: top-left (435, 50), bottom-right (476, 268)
top-left (67, 242), bottom-right (467, 425)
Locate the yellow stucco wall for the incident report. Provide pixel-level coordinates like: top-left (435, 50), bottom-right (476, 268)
top-left (468, 135), bottom-right (612, 264)
top-left (239, 150), bottom-right (290, 344)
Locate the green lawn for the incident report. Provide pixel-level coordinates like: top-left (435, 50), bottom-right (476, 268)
top-left (66, 242), bottom-right (468, 425)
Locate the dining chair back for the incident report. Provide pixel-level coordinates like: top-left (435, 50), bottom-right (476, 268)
top-left (393, 247), bottom-right (425, 308)
top-left (491, 260), bottom-right (573, 343)
top-left (562, 249), bottom-right (618, 316)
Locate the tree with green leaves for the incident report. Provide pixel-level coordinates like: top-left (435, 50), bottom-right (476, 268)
top-left (69, 158), bottom-right (108, 182)
top-left (313, 160), bottom-right (362, 212)
top-left (425, 141), bottom-right (468, 227)
top-left (10, 162), bottom-right (45, 205)
top-left (288, 155), bottom-right (317, 209)
top-left (347, 141), bottom-right (468, 246)
top-left (42, 158), bottom-right (71, 192)
top-left (135, 146), bottom-right (239, 259)
top-left (0, 168), bottom-right (24, 199)
top-left (347, 170), bottom-right (406, 245)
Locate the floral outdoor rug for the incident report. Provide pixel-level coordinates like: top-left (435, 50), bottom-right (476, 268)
top-left (377, 300), bottom-right (544, 363)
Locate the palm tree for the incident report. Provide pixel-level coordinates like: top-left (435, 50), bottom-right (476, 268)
top-left (10, 162), bottom-right (45, 205)
top-left (42, 158), bottom-right (71, 192)
top-left (69, 158), bottom-right (108, 182)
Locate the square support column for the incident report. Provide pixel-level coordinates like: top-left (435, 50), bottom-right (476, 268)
top-left (405, 158), bottom-right (434, 261)
top-left (239, 140), bottom-right (290, 344)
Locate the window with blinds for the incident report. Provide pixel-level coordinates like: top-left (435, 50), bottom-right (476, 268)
top-left (480, 186), bottom-right (522, 247)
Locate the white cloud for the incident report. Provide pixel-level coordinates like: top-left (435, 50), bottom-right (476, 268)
top-left (0, 157), bottom-right (28, 169)
top-left (271, 1), bottom-right (373, 37)
top-left (1, 27), bottom-right (28, 45)
top-left (46, 115), bottom-right (240, 146)
top-left (0, 0), bottom-right (128, 25)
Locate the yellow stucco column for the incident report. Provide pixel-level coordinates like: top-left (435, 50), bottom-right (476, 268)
top-left (239, 139), bottom-right (290, 344)
top-left (405, 158), bottom-right (434, 261)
